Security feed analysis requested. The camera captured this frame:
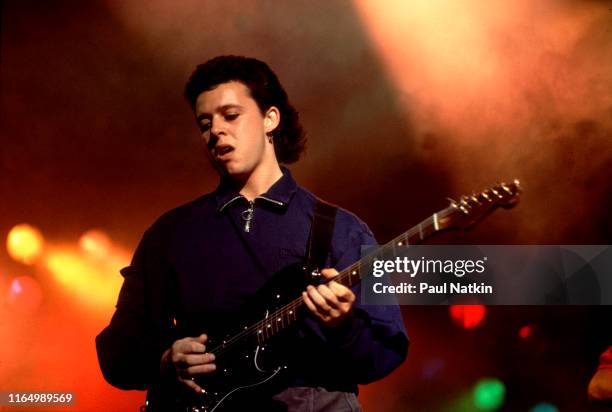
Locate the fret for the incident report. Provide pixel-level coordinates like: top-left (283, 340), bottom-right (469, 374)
top-left (258, 320), bottom-right (265, 341)
top-left (397, 232), bottom-right (409, 247)
top-left (346, 266), bottom-right (357, 287)
top-left (405, 224), bottom-right (421, 245)
top-left (420, 217), bottom-right (436, 240)
top-left (264, 318), bottom-right (271, 340)
top-left (391, 237), bottom-right (399, 257)
top-left (258, 320), bottom-right (266, 341)
top-left (272, 312), bottom-right (278, 335)
top-left (289, 306), bottom-right (296, 322)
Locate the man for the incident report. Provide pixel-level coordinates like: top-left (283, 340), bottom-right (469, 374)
top-left (589, 346), bottom-right (612, 405)
top-left (96, 55), bottom-right (408, 411)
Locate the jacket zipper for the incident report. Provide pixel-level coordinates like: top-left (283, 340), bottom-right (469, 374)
top-left (239, 196), bottom-right (284, 232)
top-left (241, 200), bottom-right (255, 232)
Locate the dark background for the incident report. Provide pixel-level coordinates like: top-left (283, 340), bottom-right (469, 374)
top-left (1, 1), bottom-right (611, 411)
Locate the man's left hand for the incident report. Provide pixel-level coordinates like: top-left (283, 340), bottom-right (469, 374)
top-left (302, 268), bottom-right (355, 327)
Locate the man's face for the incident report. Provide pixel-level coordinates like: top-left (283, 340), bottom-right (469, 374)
top-left (194, 81), bottom-right (277, 178)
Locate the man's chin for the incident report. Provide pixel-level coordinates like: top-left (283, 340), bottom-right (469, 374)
top-left (220, 164), bottom-right (251, 182)
top-left (211, 158), bottom-right (240, 176)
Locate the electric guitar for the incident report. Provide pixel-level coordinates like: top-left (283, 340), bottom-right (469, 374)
top-left (144, 180), bottom-right (522, 412)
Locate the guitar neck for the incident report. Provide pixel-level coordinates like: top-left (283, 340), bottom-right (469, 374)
top-left (207, 180), bottom-right (520, 357)
top-left (207, 206), bottom-right (456, 356)
top-left (332, 204), bottom-right (456, 290)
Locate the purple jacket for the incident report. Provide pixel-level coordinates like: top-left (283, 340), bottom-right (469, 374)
top-left (96, 168), bottom-right (408, 395)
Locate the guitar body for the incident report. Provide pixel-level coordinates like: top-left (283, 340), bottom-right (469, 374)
top-left (146, 336), bottom-right (287, 412)
top-left (145, 263), bottom-right (311, 412)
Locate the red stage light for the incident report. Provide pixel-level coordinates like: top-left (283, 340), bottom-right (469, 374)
top-left (519, 325), bottom-right (533, 339)
top-left (449, 304), bottom-right (487, 329)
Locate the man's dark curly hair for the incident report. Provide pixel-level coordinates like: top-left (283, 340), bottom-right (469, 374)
top-left (184, 56), bottom-right (306, 164)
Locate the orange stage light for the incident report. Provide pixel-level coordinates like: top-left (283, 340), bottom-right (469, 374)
top-left (44, 244), bottom-right (128, 311)
top-left (79, 229), bottom-right (112, 260)
top-left (6, 224), bottom-right (45, 265)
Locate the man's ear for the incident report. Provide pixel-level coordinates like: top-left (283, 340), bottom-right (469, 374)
top-left (264, 106), bottom-right (281, 133)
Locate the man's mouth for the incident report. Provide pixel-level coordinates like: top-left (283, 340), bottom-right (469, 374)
top-left (215, 145), bottom-right (234, 160)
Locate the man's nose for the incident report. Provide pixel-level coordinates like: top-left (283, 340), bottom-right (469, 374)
top-left (211, 117), bottom-right (226, 137)
top-left (206, 134), bottom-right (218, 151)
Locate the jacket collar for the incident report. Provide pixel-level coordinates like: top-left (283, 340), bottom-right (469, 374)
top-left (214, 167), bottom-right (298, 213)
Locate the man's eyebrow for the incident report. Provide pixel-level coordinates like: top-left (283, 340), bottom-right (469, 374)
top-left (196, 104), bottom-right (243, 122)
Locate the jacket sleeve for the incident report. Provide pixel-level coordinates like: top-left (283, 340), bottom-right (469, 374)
top-left (302, 212), bottom-right (409, 384)
top-left (95, 226), bottom-right (175, 390)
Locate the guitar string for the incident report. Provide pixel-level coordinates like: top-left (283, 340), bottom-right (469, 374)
top-left (207, 206), bottom-right (458, 357)
top-left (207, 206), bottom-right (459, 357)
top-left (207, 186), bottom-right (515, 356)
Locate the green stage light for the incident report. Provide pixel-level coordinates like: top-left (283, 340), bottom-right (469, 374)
top-left (473, 378), bottom-right (506, 411)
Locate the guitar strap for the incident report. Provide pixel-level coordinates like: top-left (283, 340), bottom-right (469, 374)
top-left (304, 199), bottom-right (338, 275)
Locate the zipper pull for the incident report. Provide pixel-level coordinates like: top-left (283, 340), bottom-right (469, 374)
top-left (241, 201), bottom-right (254, 232)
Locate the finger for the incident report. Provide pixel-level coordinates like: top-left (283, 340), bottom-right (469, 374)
top-left (177, 337), bottom-right (207, 354)
top-left (327, 281), bottom-right (356, 303)
top-left (302, 291), bottom-right (331, 321)
top-left (180, 352), bottom-right (216, 367)
top-left (320, 268), bottom-right (339, 280)
top-left (180, 377), bottom-right (203, 394)
top-left (185, 362), bottom-right (217, 375)
top-left (317, 284), bottom-right (353, 318)
top-left (173, 348), bottom-right (210, 368)
top-left (190, 334), bottom-right (208, 352)
top-left (306, 285), bottom-right (333, 312)
top-left (309, 287), bottom-right (344, 320)
top-left (317, 284), bottom-right (341, 308)
top-left (302, 291), bottom-right (319, 315)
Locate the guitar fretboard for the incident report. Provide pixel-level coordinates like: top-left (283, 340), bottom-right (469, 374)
top-left (207, 205), bottom-right (457, 358)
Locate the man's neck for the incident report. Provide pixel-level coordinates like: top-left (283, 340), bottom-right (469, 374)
top-left (235, 163), bottom-right (283, 201)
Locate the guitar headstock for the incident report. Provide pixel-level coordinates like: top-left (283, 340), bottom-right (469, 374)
top-left (446, 180), bottom-right (522, 229)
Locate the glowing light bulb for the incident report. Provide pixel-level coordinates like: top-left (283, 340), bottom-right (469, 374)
top-left (6, 224), bottom-right (45, 265)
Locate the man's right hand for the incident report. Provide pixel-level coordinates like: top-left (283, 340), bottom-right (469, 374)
top-left (161, 333), bottom-right (216, 394)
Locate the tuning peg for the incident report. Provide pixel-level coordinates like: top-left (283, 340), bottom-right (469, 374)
top-left (481, 191), bottom-right (492, 202)
top-left (513, 179), bottom-right (522, 192)
top-left (501, 182), bottom-right (514, 195)
top-left (470, 194), bottom-right (482, 205)
top-left (490, 188), bottom-right (503, 199)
